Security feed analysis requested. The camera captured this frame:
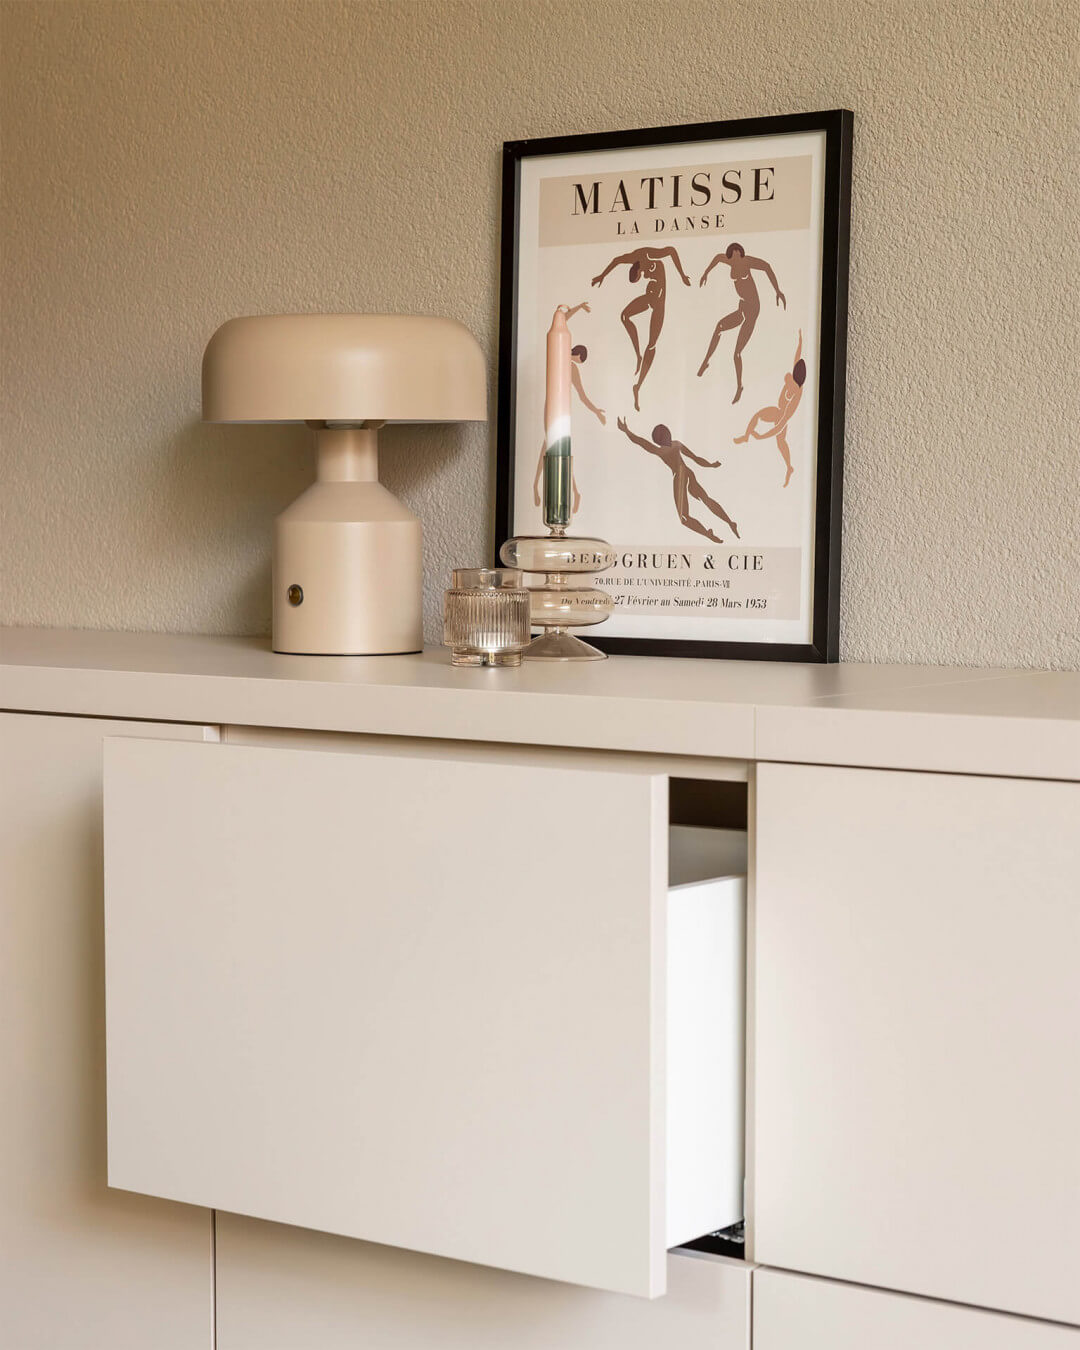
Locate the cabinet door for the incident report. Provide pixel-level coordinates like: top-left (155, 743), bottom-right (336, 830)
top-left (216, 1213), bottom-right (751, 1350)
top-left (754, 1269), bottom-right (1078, 1350)
top-left (753, 763), bottom-right (1080, 1324)
top-left (0, 713), bottom-right (215, 1349)
top-left (105, 737), bottom-right (670, 1295)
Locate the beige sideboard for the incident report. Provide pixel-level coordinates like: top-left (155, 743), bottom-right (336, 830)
top-left (1, 627), bottom-right (1077, 1349)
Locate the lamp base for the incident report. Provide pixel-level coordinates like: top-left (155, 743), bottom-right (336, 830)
top-left (272, 480), bottom-right (422, 656)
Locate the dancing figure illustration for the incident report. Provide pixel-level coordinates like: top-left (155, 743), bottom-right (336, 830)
top-left (616, 416), bottom-right (739, 544)
top-left (734, 331), bottom-right (805, 487)
top-left (532, 303), bottom-right (605, 513)
top-left (697, 242), bottom-right (786, 402)
top-left (592, 247), bottom-right (690, 410)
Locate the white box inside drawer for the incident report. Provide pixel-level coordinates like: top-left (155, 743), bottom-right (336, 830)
top-left (666, 826), bottom-right (746, 1249)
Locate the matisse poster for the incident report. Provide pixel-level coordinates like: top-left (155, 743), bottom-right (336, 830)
top-left (496, 112), bottom-right (850, 660)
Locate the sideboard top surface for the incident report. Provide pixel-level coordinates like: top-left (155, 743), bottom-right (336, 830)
top-left (1, 628), bottom-right (1077, 780)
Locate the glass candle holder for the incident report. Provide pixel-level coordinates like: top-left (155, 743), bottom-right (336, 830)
top-left (443, 568), bottom-right (531, 667)
top-left (497, 535), bottom-right (616, 662)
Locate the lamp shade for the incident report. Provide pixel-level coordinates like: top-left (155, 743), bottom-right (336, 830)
top-left (202, 314), bottom-right (487, 424)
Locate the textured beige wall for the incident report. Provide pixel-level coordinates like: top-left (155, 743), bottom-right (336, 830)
top-left (2, 0), bottom-right (1077, 666)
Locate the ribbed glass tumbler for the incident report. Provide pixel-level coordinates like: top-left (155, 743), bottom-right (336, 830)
top-left (443, 568), bottom-right (531, 667)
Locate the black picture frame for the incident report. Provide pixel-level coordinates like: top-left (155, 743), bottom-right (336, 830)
top-left (495, 109), bottom-right (852, 662)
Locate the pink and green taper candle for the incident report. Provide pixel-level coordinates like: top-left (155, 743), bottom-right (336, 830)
top-left (543, 306), bottom-right (573, 530)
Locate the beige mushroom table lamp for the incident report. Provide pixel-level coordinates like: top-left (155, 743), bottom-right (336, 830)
top-left (202, 314), bottom-right (487, 655)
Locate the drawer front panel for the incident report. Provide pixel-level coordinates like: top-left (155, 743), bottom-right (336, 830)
top-left (754, 1269), bottom-right (1078, 1349)
top-left (217, 1213), bottom-right (750, 1350)
top-left (105, 737), bottom-right (668, 1295)
top-left (753, 763), bottom-right (1080, 1323)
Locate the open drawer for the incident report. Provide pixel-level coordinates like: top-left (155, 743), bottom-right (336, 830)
top-left (103, 736), bottom-right (746, 1298)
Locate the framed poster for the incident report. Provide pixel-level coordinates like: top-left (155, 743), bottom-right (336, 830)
top-left (495, 110), bottom-right (851, 661)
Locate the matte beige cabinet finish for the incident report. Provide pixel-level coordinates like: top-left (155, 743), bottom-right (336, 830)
top-left (753, 763), bottom-right (1080, 1325)
top-left (0, 712), bottom-right (214, 1349)
top-left (105, 737), bottom-right (679, 1296)
top-left (754, 1269), bottom-right (1080, 1349)
top-left (216, 1214), bottom-right (750, 1350)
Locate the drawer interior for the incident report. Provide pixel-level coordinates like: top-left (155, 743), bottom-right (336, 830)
top-left (670, 825), bottom-right (747, 887)
top-left (665, 779), bottom-right (747, 1254)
